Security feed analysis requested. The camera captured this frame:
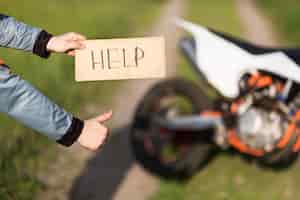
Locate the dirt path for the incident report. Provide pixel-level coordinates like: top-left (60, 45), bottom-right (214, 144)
top-left (36, 0), bottom-right (185, 200)
top-left (71, 1), bottom-right (185, 199)
top-left (109, 1), bottom-right (185, 200)
top-left (236, 0), bottom-right (279, 46)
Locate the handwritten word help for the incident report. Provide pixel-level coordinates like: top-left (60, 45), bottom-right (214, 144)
top-left (90, 47), bottom-right (144, 70)
top-left (75, 37), bottom-right (165, 81)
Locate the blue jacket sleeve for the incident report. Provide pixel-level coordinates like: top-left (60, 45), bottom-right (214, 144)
top-left (0, 14), bottom-right (52, 58)
top-left (0, 14), bottom-right (41, 51)
top-left (0, 14), bottom-right (83, 146)
top-left (0, 64), bottom-right (83, 146)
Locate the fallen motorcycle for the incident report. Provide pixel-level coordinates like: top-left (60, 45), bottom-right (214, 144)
top-left (130, 19), bottom-right (300, 179)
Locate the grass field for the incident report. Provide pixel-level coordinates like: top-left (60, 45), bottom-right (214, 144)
top-left (259, 0), bottom-right (300, 45)
top-left (150, 1), bottom-right (300, 200)
top-left (0, 1), bottom-right (165, 199)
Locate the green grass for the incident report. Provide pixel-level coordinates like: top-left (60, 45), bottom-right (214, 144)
top-left (152, 1), bottom-right (300, 200)
top-left (259, 0), bottom-right (300, 45)
top-left (152, 155), bottom-right (300, 200)
top-left (0, 1), bottom-right (165, 199)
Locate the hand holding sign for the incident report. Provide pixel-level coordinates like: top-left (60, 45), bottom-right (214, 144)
top-left (47, 32), bottom-right (86, 56)
top-left (75, 37), bottom-right (166, 81)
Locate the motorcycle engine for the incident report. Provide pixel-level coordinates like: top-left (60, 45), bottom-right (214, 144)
top-left (237, 107), bottom-right (286, 151)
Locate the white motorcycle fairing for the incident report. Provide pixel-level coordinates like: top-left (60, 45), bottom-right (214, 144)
top-left (176, 19), bottom-right (300, 98)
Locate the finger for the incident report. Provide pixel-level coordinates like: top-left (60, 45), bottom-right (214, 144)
top-left (67, 50), bottom-right (76, 57)
top-left (101, 129), bottom-right (111, 147)
top-left (65, 41), bottom-right (85, 51)
top-left (105, 127), bottom-right (111, 139)
top-left (96, 111), bottom-right (113, 123)
top-left (69, 32), bottom-right (87, 41)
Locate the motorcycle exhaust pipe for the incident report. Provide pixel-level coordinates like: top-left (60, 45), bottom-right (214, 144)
top-left (153, 115), bottom-right (222, 132)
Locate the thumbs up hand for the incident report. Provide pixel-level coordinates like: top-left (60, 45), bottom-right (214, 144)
top-left (78, 111), bottom-right (113, 151)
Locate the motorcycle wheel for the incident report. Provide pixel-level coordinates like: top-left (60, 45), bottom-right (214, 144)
top-left (130, 78), bottom-right (217, 179)
top-left (258, 132), bottom-right (299, 169)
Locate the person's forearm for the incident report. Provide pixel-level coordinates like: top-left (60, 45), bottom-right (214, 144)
top-left (0, 15), bottom-right (111, 150)
top-left (0, 65), bottom-right (83, 146)
top-left (0, 14), bottom-right (52, 58)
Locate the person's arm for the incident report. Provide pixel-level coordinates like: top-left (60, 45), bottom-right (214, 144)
top-left (0, 65), bottom-right (78, 145)
top-left (0, 14), bottom-right (47, 56)
top-left (0, 14), bottom-right (85, 58)
top-left (0, 14), bottom-right (112, 150)
top-left (0, 65), bottom-right (111, 149)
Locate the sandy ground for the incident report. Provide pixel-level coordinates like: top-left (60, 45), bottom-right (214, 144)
top-left (36, 0), bottom-right (185, 199)
top-left (236, 0), bottom-right (279, 46)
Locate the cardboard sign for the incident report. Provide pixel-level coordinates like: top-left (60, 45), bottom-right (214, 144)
top-left (75, 37), bottom-right (166, 81)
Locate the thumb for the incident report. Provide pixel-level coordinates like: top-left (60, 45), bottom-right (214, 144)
top-left (95, 111), bottom-right (113, 123)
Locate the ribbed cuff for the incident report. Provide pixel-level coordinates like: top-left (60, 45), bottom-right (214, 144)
top-left (33, 30), bottom-right (52, 58)
top-left (57, 117), bottom-right (84, 147)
